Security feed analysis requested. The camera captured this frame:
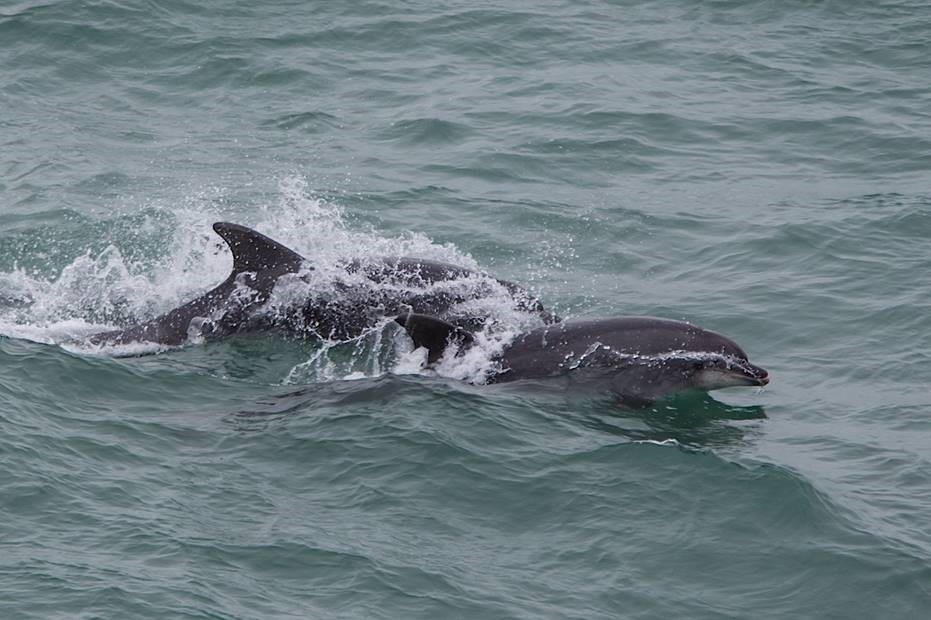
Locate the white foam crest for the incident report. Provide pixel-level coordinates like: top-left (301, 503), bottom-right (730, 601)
top-left (0, 200), bottom-right (232, 345)
top-left (275, 278), bottom-right (544, 385)
top-left (282, 319), bottom-right (518, 387)
top-left (429, 329), bottom-right (514, 385)
top-left (251, 176), bottom-right (478, 270)
top-left (0, 248), bottom-right (151, 344)
top-left (633, 438), bottom-right (681, 447)
top-left (0, 175), bottom-right (548, 386)
top-left (0, 318), bottom-right (112, 346)
top-left (284, 322), bottom-right (424, 384)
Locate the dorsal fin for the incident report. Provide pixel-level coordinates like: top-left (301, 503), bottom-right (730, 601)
top-left (395, 312), bottom-right (475, 363)
top-left (212, 222), bottom-right (306, 274)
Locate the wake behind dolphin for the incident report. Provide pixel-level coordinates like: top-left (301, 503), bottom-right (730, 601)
top-left (87, 222), bottom-right (555, 348)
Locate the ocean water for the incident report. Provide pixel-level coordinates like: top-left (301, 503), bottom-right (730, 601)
top-left (2, 0), bottom-right (931, 617)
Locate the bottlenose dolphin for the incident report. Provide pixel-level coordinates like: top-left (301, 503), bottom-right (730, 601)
top-left (88, 223), bottom-right (553, 347)
top-left (395, 312), bottom-right (769, 406)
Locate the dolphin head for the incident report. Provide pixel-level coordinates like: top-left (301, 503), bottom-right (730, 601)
top-left (686, 331), bottom-right (769, 390)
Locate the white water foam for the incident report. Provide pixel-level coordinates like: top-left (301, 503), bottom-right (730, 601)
top-left (0, 175), bottom-right (546, 384)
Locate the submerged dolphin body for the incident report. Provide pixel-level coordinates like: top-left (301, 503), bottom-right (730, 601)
top-left (395, 313), bottom-right (769, 406)
top-left (88, 223), bottom-right (552, 347)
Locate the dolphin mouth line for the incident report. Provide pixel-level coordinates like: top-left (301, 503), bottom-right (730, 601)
top-left (738, 365), bottom-right (769, 387)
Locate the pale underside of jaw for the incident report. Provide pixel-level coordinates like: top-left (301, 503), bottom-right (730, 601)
top-left (693, 367), bottom-right (764, 390)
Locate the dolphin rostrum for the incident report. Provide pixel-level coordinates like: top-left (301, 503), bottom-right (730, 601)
top-left (88, 223), bottom-right (554, 347)
top-left (395, 312), bottom-right (769, 406)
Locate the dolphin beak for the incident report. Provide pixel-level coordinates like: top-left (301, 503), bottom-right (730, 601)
top-left (747, 364), bottom-right (769, 386)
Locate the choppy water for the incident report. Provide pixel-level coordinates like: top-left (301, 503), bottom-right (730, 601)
top-left (3, 1), bottom-right (931, 617)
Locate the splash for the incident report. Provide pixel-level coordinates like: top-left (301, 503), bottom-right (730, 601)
top-left (283, 320), bottom-right (428, 385)
top-left (0, 176), bottom-right (547, 384)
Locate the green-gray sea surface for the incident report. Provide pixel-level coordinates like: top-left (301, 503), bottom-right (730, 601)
top-left (2, 1), bottom-right (931, 618)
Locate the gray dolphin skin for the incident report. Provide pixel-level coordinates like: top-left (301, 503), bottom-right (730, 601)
top-left (88, 223), bottom-right (553, 347)
top-left (395, 312), bottom-right (769, 406)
